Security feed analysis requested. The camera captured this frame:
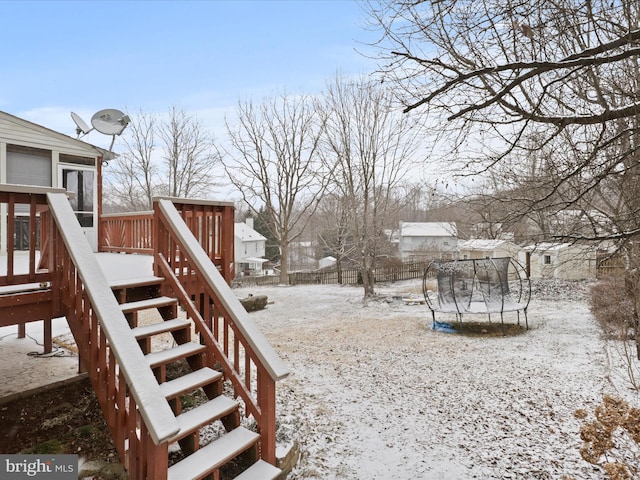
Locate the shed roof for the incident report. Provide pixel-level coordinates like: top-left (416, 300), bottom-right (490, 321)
top-left (522, 242), bottom-right (572, 252)
top-left (458, 239), bottom-right (512, 251)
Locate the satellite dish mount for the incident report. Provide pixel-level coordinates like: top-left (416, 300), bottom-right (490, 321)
top-left (71, 112), bottom-right (93, 138)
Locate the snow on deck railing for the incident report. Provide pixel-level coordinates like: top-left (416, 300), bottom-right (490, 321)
top-left (156, 199), bottom-right (289, 382)
top-left (0, 185), bottom-right (67, 285)
top-left (47, 192), bottom-right (180, 445)
top-left (155, 198), bottom-right (288, 464)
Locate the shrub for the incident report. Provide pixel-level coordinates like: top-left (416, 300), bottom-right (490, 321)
top-left (588, 276), bottom-right (634, 339)
top-left (571, 395), bottom-right (639, 480)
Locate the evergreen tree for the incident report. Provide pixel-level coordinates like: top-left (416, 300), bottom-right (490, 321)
top-left (252, 207), bottom-right (280, 262)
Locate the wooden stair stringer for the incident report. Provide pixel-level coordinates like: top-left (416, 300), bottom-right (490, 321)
top-left (108, 275), bottom-right (283, 480)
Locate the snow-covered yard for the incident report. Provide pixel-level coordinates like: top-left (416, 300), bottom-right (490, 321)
top-left (234, 279), bottom-right (639, 480)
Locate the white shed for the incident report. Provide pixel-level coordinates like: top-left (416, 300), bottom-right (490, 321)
top-left (520, 242), bottom-right (597, 280)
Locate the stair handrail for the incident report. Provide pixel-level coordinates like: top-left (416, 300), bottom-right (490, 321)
top-left (154, 198), bottom-right (289, 463)
top-left (46, 192), bottom-right (180, 446)
top-left (156, 199), bottom-right (289, 381)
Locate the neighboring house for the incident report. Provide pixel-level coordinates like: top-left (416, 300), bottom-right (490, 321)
top-left (0, 111), bottom-right (105, 251)
top-left (234, 218), bottom-right (267, 276)
top-left (458, 238), bottom-right (521, 260)
top-left (520, 242), bottom-right (597, 280)
top-left (398, 221), bottom-right (458, 260)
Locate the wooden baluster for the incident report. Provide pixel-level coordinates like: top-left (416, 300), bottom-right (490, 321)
top-left (98, 324), bottom-right (108, 405)
top-left (221, 205), bottom-right (234, 283)
top-left (244, 350), bottom-right (251, 396)
top-left (7, 193), bottom-right (15, 283)
top-left (115, 358), bottom-right (126, 458)
top-left (257, 369), bottom-right (277, 464)
top-left (234, 336), bottom-right (241, 380)
top-left (223, 316), bottom-right (230, 357)
top-left (127, 399), bottom-right (139, 480)
top-left (28, 195), bottom-right (37, 280)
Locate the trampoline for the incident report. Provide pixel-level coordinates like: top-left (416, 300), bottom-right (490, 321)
top-left (422, 257), bottom-right (531, 335)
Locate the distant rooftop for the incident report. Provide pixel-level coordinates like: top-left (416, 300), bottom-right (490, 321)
top-left (399, 222), bottom-right (457, 237)
top-left (458, 239), bottom-right (511, 251)
top-left (234, 222), bottom-right (266, 242)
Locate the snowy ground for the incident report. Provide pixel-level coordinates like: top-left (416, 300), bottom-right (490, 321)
top-left (233, 279), bottom-right (640, 480)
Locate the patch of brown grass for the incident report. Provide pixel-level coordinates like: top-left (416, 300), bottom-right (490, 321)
top-left (436, 320), bottom-right (527, 337)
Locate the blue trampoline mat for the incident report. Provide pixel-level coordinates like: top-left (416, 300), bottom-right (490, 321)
top-left (432, 321), bottom-right (459, 333)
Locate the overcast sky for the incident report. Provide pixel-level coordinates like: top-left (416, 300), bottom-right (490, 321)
top-left (1, 0), bottom-right (379, 146)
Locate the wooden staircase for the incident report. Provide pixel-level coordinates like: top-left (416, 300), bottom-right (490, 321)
top-left (109, 276), bottom-right (282, 480)
top-left (18, 192), bottom-right (291, 480)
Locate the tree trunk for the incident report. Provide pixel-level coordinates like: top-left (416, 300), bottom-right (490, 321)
top-left (634, 286), bottom-right (640, 360)
top-left (279, 243), bottom-right (289, 285)
top-left (360, 251), bottom-right (375, 297)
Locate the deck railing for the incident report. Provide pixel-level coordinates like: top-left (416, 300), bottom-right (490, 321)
top-left (100, 211), bottom-right (154, 254)
top-left (154, 198), bottom-right (289, 464)
top-left (0, 186), bottom-right (283, 474)
top-left (163, 197), bottom-right (236, 283)
top-left (0, 185), bottom-right (54, 287)
top-left (100, 198), bottom-right (235, 283)
top-left (46, 192), bottom-right (179, 479)
top-left (0, 186), bottom-right (63, 350)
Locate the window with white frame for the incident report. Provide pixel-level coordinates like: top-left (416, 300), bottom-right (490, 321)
top-left (61, 167), bottom-right (95, 227)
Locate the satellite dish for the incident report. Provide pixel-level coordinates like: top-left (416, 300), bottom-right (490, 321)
top-left (71, 107), bottom-right (131, 165)
top-left (70, 112), bottom-right (93, 137)
top-left (91, 109), bottom-right (130, 135)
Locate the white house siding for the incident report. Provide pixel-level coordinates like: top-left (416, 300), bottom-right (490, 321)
top-left (398, 222), bottom-right (458, 260)
top-left (0, 111), bottom-right (102, 251)
top-left (0, 114), bottom-right (102, 157)
top-left (234, 221), bottom-right (267, 276)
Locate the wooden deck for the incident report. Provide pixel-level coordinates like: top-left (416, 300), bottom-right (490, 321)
top-left (0, 187), bottom-right (288, 479)
top-left (0, 252), bottom-right (153, 280)
top-left (0, 253), bottom-right (155, 400)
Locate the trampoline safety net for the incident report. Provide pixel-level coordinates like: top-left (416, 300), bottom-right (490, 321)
top-left (422, 257), bottom-right (531, 332)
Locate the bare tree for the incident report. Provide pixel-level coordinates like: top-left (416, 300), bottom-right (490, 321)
top-left (158, 106), bottom-right (220, 199)
top-left (368, 0), bottom-right (640, 351)
top-left (319, 75), bottom-right (421, 296)
top-left (223, 93), bottom-right (328, 284)
top-left (105, 111), bottom-right (158, 211)
top-left (368, 0), bottom-right (640, 211)
top-left (105, 108), bottom-right (220, 211)
top-left (314, 193), bottom-right (357, 284)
